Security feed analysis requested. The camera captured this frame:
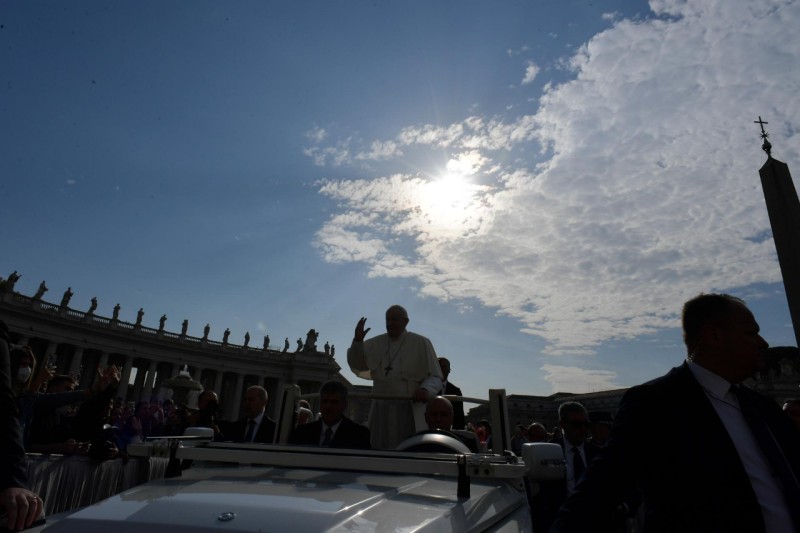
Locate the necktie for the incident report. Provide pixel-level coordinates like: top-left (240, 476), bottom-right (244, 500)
top-left (321, 427), bottom-right (333, 447)
top-left (731, 385), bottom-right (800, 529)
top-left (244, 419), bottom-right (256, 442)
top-left (572, 446), bottom-right (586, 482)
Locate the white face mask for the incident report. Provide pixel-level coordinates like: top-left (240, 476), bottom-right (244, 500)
top-left (16, 366), bottom-right (32, 384)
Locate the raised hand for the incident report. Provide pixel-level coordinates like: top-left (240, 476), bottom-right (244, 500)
top-left (353, 317), bottom-right (371, 342)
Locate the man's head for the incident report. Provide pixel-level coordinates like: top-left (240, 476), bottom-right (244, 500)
top-left (198, 390), bottom-right (219, 412)
top-left (318, 380), bottom-right (348, 426)
top-left (559, 401), bottom-right (590, 447)
top-left (528, 422), bottom-right (548, 442)
top-left (47, 374), bottom-right (76, 393)
top-left (438, 357), bottom-right (451, 380)
top-left (242, 386), bottom-right (268, 419)
top-left (385, 305), bottom-right (409, 339)
top-left (425, 396), bottom-right (454, 430)
top-left (783, 399), bottom-right (800, 432)
top-left (682, 293), bottom-right (769, 383)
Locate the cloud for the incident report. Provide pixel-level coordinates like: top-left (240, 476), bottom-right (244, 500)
top-left (355, 140), bottom-right (403, 161)
top-left (306, 126), bottom-right (327, 143)
top-left (521, 62), bottom-right (539, 85)
top-left (540, 364), bottom-right (622, 393)
top-left (314, 0), bottom-right (800, 355)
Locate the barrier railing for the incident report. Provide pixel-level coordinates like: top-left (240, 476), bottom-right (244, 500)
top-left (24, 453), bottom-right (169, 516)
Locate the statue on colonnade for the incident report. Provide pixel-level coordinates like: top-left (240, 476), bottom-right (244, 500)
top-left (60, 287), bottom-right (73, 308)
top-left (303, 329), bottom-right (319, 352)
top-left (33, 280), bottom-right (48, 300)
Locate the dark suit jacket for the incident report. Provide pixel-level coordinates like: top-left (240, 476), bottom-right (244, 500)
top-left (1, 320), bottom-right (29, 491)
top-left (227, 414), bottom-right (276, 444)
top-left (533, 437), bottom-right (601, 532)
top-left (550, 362), bottom-right (800, 533)
top-left (288, 417), bottom-right (371, 449)
top-left (441, 381), bottom-right (466, 430)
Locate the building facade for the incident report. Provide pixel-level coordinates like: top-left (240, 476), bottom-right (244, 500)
top-left (0, 287), bottom-right (343, 421)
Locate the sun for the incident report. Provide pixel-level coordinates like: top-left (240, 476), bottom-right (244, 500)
top-left (419, 172), bottom-right (477, 227)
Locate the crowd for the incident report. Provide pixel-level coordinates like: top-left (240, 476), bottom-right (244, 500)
top-left (3, 294), bottom-right (800, 532)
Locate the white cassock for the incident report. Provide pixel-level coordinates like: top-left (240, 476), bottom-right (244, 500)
top-left (347, 330), bottom-right (442, 449)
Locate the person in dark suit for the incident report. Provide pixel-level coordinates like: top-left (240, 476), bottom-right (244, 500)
top-left (551, 293), bottom-right (800, 533)
top-left (228, 385), bottom-right (276, 444)
top-left (1, 320), bottom-right (44, 530)
top-left (437, 357), bottom-right (465, 430)
top-left (532, 401), bottom-right (600, 532)
top-left (289, 381), bottom-right (370, 449)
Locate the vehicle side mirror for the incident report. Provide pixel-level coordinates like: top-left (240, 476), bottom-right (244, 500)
top-left (522, 442), bottom-right (565, 482)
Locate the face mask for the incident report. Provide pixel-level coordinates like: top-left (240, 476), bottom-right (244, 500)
top-left (16, 366), bottom-right (32, 384)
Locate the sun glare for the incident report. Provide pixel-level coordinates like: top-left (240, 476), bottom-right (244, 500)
top-left (419, 172), bottom-right (477, 228)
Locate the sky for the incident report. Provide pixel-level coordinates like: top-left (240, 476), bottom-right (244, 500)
top-left (2, 0), bottom-right (799, 400)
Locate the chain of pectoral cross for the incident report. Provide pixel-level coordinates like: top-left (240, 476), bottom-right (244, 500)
top-left (384, 336), bottom-right (407, 376)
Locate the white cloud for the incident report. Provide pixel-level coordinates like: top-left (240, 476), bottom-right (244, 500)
top-left (521, 62), bottom-right (539, 85)
top-left (355, 140), bottom-right (403, 161)
top-left (540, 364), bottom-right (622, 393)
top-left (314, 0), bottom-right (800, 355)
top-left (306, 125), bottom-right (327, 143)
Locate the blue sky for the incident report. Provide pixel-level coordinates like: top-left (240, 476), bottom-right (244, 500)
top-left (2, 0), bottom-right (798, 400)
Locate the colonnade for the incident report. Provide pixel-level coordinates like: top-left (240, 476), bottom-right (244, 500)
top-left (1, 291), bottom-right (343, 421)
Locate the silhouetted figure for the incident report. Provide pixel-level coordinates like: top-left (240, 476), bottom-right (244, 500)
top-left (60, 287), bottom-right (73, 308)
top-left (203, 324), bottom-right (210, 340)
top-left (158, 315), bottom-right (167, 331)
top-left (263, 335), bottom-right (270, 350)
top-left (135, 308), bottom-right (144, 326)
top-left (33, 281), bottom-right (47, 300)
top-left (4, 270), bottom-right (20, 292)
top-left (283, 338), bottom-right (289, 352)
top-left (112, 303), bottom-right (121, 321)
top-left (223, 328), bottom-right (230, 345)
top-left (324, 342), bottom-right (330, 355)
top-left (181, 320), bottom-right (188, 336)
top-left (296, 338), bottom-right (303, 352)
top-left (244, 332), bottom-right (250, 347)
top-left (88, 297), bottom-right (98, 314)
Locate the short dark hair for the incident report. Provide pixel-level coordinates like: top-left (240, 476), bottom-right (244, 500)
top-left (558, 401), bottom-right (588, 421)
top-left (682, 293), bottom-right (745, 355)
top-left (319, 380), bottom-right (348, 399)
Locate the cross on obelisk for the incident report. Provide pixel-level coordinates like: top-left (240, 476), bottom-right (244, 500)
top-left (754, 116), bottom-right (772, 156)
top-left (756, 117), bottom-right (800, 348)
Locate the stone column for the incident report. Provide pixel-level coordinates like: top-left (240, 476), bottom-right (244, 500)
top-left (131, 361), bottom-right (147, 402)
top-left (213, 370), bottom-right (223, 395)
top-left (230, 373), bottom-right (245, 421)
top-left (142, 359), bottom-right (159, 402)
top-left (116, 355), bottom-right (134, 402)
top-left (67, 346), bottom-right (85, 377)
top-left (271, 378), bottom-right (285, 419)
top-left (90, 351), bottom-right (109, 387)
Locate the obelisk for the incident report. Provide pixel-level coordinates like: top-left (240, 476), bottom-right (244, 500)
top-left (756, 117), bottom-right (800, 348)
